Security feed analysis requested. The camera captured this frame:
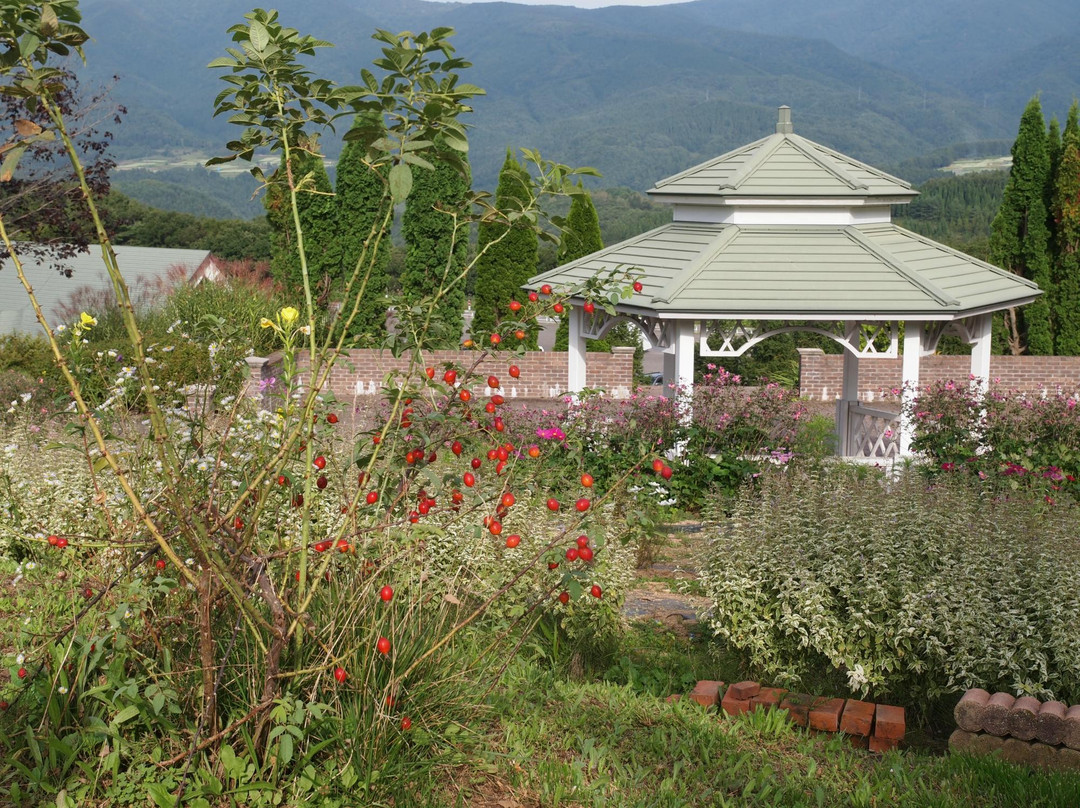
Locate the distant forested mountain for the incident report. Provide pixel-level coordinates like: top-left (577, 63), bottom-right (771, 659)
top-left (70, 0), bottom-right (1079, 198)
top-left (112, 169), bottom-right (265, 219)
top-left (894, 172), bottom-right (1009, 260)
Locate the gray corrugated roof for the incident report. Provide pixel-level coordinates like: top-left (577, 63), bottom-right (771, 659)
top-left (528, 222), bottom-right (1039, 319)
top-left (0, 245), bottom-right (212, 334)
top-left (649, 132), bottom-right (917, 200)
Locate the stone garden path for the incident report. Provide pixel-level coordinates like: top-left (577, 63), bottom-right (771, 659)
top-left (621, 522), bottom-right (712, 636)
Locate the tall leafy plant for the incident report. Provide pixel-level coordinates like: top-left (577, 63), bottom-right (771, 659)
top-left (0, 6), bottom-right (630, 801)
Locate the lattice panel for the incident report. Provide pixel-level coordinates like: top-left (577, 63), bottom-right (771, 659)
top-left (848, 407), bottom-right (901, 460)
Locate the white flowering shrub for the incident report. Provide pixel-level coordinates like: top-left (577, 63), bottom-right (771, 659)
top-left (699, 467), bottom-right (1080, 713)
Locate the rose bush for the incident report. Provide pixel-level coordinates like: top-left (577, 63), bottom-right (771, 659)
top-left (908, 379), bottom-right (1080, 502)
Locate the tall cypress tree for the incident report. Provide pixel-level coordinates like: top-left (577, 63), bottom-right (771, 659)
top-left (1048, 116), bottom-right (1063, 190)
top-left (1052, 102), bottom-right (1080, 354)
top-left (472, 150), bottom-right (538, 345)
top-left (1064, 102), bottom-right (1080, 144)
top-left (335, 114), bottom-right (391, 345)
top-left (400, 144), bottom-right (471, 348)
top-left (264, 134), bottom-right (340, 298)
top-left (552, 186), bottom-right (643, 369)
top-left (554, 187), bottom-right (605, 351)
top-left (989, 97), bottom-right (1054, 355)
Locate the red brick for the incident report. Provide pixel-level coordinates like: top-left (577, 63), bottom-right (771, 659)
top-left (689, 680), bottom-right (724, 708)
top-left (840, 699), bottom-right (876, 737)
top-left (799, 352), bottom-right (1080, 402)
top-left (808, 698), bottom-right (846, 732)
top-left (665, 694), bottom-right (682, 704)
top-left (779, 693), bottom-right (814, 727)
top-left (869, 735), bottom-right (900, 753)
top-left (848, 733), bottom-right (870, 750)
top-left (874, 704), bottom-right (906, 741)
top-left (750, 687), bottom-right (787, 712)
top-left (728, 681), bottom-right (761, 700)
top-left (721, 691), bottom-right (752, 716)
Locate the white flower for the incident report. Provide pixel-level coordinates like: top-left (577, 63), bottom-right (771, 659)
top-left (58, 685), bottom-right (68, 695)
top-left (16, 653), bottom-right (24, 664)
top-left (24, 561), bottom-right (36, 570)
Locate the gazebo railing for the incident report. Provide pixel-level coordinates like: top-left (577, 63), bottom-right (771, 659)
top-left (841, 402), bottom-right (900, 459)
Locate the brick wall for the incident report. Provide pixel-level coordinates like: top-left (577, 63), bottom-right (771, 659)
top-left (250, 347), bottom-right (636, 402)
top-left (798, 348), bottom-right (1080, 401)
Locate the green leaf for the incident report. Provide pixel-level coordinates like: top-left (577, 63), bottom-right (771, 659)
top-left (248, 20), bottom-right (269, 52)
top-left (278, 733), bottom-right (294, 766)
top-left (19, 33), bottom-right (41, 59)
top-left (206, 56), bottom-right (238, 69)
top-left (389, 162), bottom-right (412, 203)
top-left (441, 132), bottom-right (468, 153)
top-left (0, 144), bottom-right (27, 182)
top-left (40, 5), bottom-right (60, 37)
top-left (147, 784), bottom-right (175, 808)
top-left (112, 705), bottom-right (140, 725)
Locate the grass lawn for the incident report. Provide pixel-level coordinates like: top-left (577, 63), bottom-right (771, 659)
top-left (443, 624), bottom-right (1080, 808)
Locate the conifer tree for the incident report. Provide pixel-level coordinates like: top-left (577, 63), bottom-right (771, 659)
top-left (264, 134), bottom-right (340, 297)
top-left (1048, 116), bottom-right (1062, 188)
top-left (989, 96), bottom-right (1054, 355)
top-left (551, 187), bottom-right (642, 368)
top-left (335, 114), bottom-right (391, 345)
top-left (554, 187), bottom-right (604, 351)
top-left (1052, 102), bottom-right (1080, 354)
top-left (1064, 102), bottom-right (1080, 144)
top-left (471, 150), bottom-right (538, 345)
top-left (401, 144), bottom-right (471, 347)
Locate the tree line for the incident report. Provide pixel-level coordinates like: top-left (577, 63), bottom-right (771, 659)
top-left (989, 97), bottom-right (1080, 355)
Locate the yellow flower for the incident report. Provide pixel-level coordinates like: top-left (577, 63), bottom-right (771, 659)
top-left (80, 312), bottom-right (97, 328)
top-left (279, 307), bottom-right (299, 325)
top-left (260, 318), bottom-right (275, 329)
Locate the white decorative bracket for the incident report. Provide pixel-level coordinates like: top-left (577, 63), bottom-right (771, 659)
top-left (921, 317), bottom-right (984, 356)
top-left (699, 320), bottom-right (898, 358)
top-left (581, 311), bottom-right (676, 349)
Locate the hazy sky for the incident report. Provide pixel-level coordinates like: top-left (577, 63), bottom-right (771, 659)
top-left (429, 0), bottom-right (685, 7)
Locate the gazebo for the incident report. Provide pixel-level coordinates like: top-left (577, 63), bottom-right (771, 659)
top-left (527, 107), bottom-right (1041, 458)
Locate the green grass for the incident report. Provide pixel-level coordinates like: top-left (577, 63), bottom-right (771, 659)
top-left (471, 657), bottom-right (1080, 807)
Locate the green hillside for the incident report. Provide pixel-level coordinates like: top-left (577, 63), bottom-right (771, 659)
top-left (75, 0), bottom-right (1020, 193)
top-left (676, 0), bottom-right (1080, 89)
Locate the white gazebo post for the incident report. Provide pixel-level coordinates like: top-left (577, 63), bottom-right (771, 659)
top-left (567, 304), bottom-right (587, 397)
top-left (899, 322), bottom-right (924, 456)
top-left (968, 313), bottom-right (993, 398)
top-left (661, 319), bottom-right (696, 420)
top-left (836, 322), bottom-right (861, 456)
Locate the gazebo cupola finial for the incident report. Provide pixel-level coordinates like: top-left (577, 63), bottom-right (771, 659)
top-left (776, 105), bottom-right (793, 134)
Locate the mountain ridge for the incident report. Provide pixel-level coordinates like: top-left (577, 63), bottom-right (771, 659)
top-left (71, 0), bottom-right (1077, 196)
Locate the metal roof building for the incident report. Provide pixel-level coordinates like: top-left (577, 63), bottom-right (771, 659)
top-left (528, 107), bottom-right (1040, 458)
top-left (0, 245), bottom-right (218, 335)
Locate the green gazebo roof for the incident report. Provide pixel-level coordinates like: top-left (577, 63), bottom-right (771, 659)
top-left (648, 107), bottom-right (917, 202)
top-left (529, 107), bottom-right (1039, 321)
top-left (528, 221), bottom-right (1040, 320)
